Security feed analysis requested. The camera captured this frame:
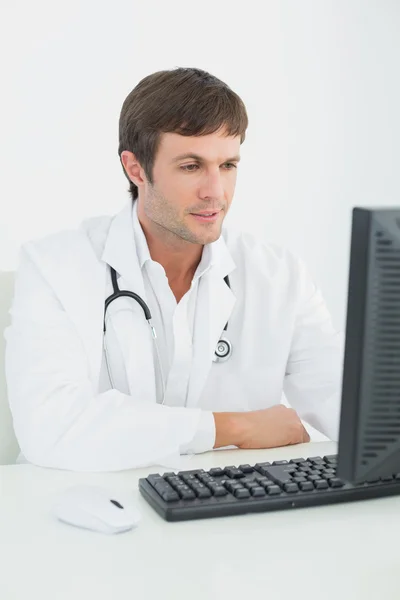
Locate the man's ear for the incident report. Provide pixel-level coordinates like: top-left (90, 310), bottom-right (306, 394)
top-left (120, 151), bottom-right (147, 187)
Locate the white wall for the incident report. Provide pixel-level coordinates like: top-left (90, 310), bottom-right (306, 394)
top-left (1, 0), bottom-right (399, 332)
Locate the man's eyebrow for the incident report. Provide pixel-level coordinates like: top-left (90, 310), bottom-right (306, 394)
top-left (171, 153), bottom-right (241, 163)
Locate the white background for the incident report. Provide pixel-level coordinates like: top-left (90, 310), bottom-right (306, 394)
top-left (1, 0), bottom-right (399, 331)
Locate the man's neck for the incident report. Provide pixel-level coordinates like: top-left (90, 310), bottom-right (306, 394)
top-left (138, 214), bottom-right (203, 284)
top-left (148, 239), bottom-right (202, 303)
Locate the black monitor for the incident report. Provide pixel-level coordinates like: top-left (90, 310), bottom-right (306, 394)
top-left (337, 207), bottom-right (400, 484)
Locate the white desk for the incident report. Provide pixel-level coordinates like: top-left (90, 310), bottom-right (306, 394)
top-left (0, 441), bottom-right (399, 600)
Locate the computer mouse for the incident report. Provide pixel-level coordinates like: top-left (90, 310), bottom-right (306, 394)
top-left (53, 484), bottom-right (141, 534)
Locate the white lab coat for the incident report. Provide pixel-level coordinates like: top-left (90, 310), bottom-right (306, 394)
top-left (5, 201), bottom-right (344, 471)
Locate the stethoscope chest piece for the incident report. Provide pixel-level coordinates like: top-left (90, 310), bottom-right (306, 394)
top-left (213, 336), bottom-right (232, 362)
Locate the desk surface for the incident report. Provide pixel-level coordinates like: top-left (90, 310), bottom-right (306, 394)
top-left (1, 441), bottom-right (399, 600)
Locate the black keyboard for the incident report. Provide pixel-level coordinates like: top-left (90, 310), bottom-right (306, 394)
top-left (138, 454), bottom-right (400, 521)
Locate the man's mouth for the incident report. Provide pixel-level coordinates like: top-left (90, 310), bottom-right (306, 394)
top-left (190, 210), bottom-right (221, 222)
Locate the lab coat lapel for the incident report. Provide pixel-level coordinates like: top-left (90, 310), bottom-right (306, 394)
top-left (101, 203), bottom-right (146, 299)
top-left (101, 202), bottom-right (156, 402)
top-left (186, 235), bottom-right (237, 408)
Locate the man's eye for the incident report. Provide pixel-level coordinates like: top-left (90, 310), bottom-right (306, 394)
top-left (181, 164), bottom-right (199, 172)
top-left (181, 163), bottom-right (237, 172)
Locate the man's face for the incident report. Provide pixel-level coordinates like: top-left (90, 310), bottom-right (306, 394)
top-left (140, 128), bottom-right (241, 246)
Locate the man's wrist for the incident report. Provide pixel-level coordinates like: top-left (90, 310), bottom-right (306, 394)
top-left (212, 411), bottom-right (248, 448)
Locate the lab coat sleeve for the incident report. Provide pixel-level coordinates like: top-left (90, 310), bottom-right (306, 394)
top-left (180, 411), bottom-right (216, 455)
top-left (5, 246), bottom-right (216, 471)
top-left (282, 253), bottom-right (345, 441)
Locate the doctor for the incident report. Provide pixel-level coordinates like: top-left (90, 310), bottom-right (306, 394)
top-left (5, 67), bottom-right (344, 472)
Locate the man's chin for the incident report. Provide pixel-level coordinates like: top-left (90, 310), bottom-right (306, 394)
top-left (196, 229), bottom-right (222, 245)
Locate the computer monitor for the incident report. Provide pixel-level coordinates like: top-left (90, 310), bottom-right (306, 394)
top-left (337, 207), bottom-right (400, 484)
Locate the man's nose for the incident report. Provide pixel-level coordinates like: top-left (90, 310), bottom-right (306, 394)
top-left (198, 171), bottom-right (225, 200)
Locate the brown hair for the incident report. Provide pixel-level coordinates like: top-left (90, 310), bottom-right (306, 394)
top-left (118, 67), bottom-right (248, 201)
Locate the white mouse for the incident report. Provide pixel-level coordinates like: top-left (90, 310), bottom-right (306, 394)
top-left (53, 484), bottom-right (141, 534)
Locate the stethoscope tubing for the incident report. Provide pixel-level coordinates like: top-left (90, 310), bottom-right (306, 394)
top-left (103, 268), bottom-right (232, 403)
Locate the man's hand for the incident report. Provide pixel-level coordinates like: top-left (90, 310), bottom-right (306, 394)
top-left (213, 405), bottom-right (310, 449)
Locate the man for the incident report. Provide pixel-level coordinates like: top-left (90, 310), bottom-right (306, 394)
top-left (5, 67), bottom-right (344, 471)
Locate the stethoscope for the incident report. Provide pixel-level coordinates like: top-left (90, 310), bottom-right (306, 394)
top-left (103, 266), bottom-right (233, 404)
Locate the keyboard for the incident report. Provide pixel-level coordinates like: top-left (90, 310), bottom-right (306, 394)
top-left (138, 454), bottom-right (400, 521)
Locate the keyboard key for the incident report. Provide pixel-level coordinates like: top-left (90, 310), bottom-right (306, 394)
top-left (314, 480), bottom-right (329, 490)
top-left (224, 481), bottom-right (242, 492)
top-left (162, 490), bottom-right (180, 502)
top-left (180, 474), bottom-right (198, 485)
top-left (254, 462), bottom-right (272, 475)
top-left (194, 482), bottom-right (209, 489)
top-left (323, 455), bottom-right (338, 463)
top-left (254, 475), bottom-right (274, 485)
top-left (272, 460), bottom-right (289, 465)
top-left (208, 468), bottom-right (225, 477)
top-left (244, 481), bottom-right (259, 490)
top-left (225, 467), bottom-right (245, 479)
top-left (207, 481), bottom-right (221, 490)
top-left (285, 465), bottom-right (298, 473)
top-left (147, 474), bottom-right (165, 487)
top-left (240, 477), bottom-right (254, 485)
top-left (171, 482), bottom-right (187, 492)
top-left (239, 464), bottom-right (254, 473)
top-left (213, 487), bottom-right (228, 497)
top-left (195, 487), bottom-right (212, 499)
top-left (309, 470), bottom-right (322, 477)
top-left (255, 476), bottom-right (269, 484)
top-left (179, 489), bottom-right (196, 500)
top-left (178, 469), bottom-right (205, 476)
top-left (309, 457), bottom-right (324, 464)
top-left (284, 482), bottom-right (299, 493)
top-left (155, 482), bottom-right (173, 495)
top-left (290, 458), bottom-right (306, 464)
top-left (263, 482), bottom-right (275, 490)
top-left (298, 466), bottom-right (312, 473)
top-left (235, 488), bottom-right (251, 499)
top-left (307, 475), bottom-right (320, 482)
top-left (197, 473), bottom-right (214, 484)
top-left (299, 481), bottom-right (314, 491)
top-left (329, 478), bottom-right (344, 488)
top-left (251, 487), bottom-right (266, 497)
top-left (293, 476), bottom-right (307, 483)
top-left (166, 475), bottom-right (181, 483)
top-left (267, 485), bottom-right (282, 495)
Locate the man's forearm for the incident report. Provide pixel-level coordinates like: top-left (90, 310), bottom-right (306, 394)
top-left (212, 412), bottom-right (246, 448)
top-left (212, 405), bottom-right (310, 450)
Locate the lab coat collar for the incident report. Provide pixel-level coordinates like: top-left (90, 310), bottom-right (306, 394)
top-left (101, 201), bottom-right (147, 300)
top-left (131, 200), bottom-right (151, 269)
